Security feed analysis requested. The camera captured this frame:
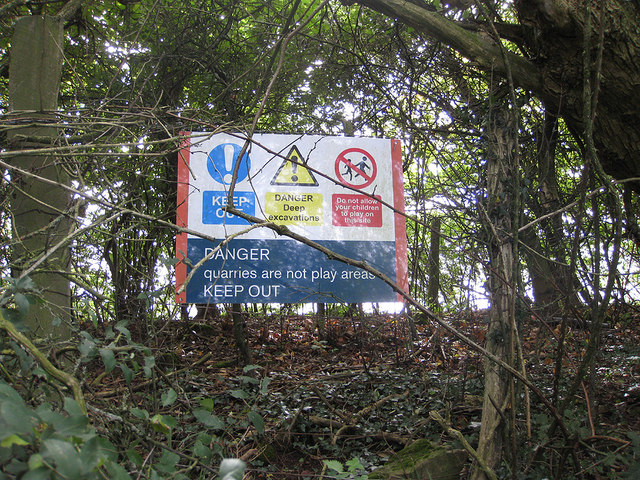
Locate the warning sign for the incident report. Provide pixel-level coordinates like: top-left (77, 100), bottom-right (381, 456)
top-left (332, 194), bottom-right (382, 227)
top-left (265, 192), bottom-right (323, 226)
top-left (175, 133), bottom-right (408, 305)
top-left (271, 146), bottom-right (318, 186)
top-left (335, 148), bottom-right (377, 189)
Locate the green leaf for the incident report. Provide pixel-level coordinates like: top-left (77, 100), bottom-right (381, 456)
top-left (36, 405), bottom-right (87, 436)
top-left (161, 388), bottom-right (178, 407)
top-left (156, 450), bottom-right (179, 473)
top-left (199, 398), bottom-right (214, 411)
top-left (41, 438), bottom-right (83, 479)
top-left (150, 414), bottom-right (175, 435)
top-left (15, 276), bottom-right (35, 291)
top-left (229, 389), bottom-right (249, 399)
top-left (345, 457), bottom-right (365, 472)
top-left (105, 461), bottom-right (133, 480)
top-left (21, 467), bottom-right (51, 480)
top-left (114, 321), bottom-right (131, 340)
top-left (324, 459), bottom-right (345, 474)
top-left (14, 293), bottom-right (31, 313)
top-left (260, 377), bottom-right (271, 395)
top-left (1, 434), bottom-right (29, 447)
top-left (126, 448), bottom-right (143, 467)
top-left (193, 409), bottom-right (225, 429)
top-left (0, 382), bottom-right (25, 404)
top-left (63, 397), bottom-right (86, 418)
top-left (27, 453), bottom-right (44, 470)
top-left (130, 408), bottom-right (149, 420)
top-left (247, 411), bottom-right (264, 435)
top-left (99, 348), bottom-right (116, 373)
top-left (143, 355), bottom-right (155, 378)
top-left (120, 363), bottom-right (134, 384)
top-left (242, 364), bottom-right (262, 373)
top-left (193, 440), bottom-right (212, 460)
top-left (0, 400), bottom-right (36, 436)
top-left (78, 337), bottom-right (97, 360)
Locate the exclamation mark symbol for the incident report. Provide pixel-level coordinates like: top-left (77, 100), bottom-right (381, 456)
top-left (291, 161), bottom-right (298, 182)
top-left (224, 144), bottom-right (235, 184)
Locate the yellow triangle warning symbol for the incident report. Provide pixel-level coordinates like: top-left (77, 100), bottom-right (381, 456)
top-left (270, 146), bottom-right (319, 186)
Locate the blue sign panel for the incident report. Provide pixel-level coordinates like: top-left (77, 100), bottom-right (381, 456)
top-left (202, 191), bottom-right (255, 225)
top-left (183, 238), bottom-right (397, 304)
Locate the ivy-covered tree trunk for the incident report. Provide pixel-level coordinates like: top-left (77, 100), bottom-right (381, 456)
top-left (473, 105), bottom-right (519, 479)
top-left (8, 16), bottom-right (71, 342)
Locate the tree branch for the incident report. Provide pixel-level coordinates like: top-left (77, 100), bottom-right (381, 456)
top-left (347, 0), bottom-right (542, 93)
top-left (0, 311), bottom-right (87, 414)
top-left (55, 0), bottom-right (84, 22)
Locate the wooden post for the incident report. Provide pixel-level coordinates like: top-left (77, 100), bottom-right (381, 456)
top-left (8, 16), bottom-right (71, 342)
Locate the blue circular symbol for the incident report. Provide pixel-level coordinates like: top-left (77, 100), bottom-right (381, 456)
top-left (207, 143), bottom-right (251, 184)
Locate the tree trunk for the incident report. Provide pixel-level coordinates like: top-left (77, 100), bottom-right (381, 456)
top-left (426, 216), bottom-right (441, 310)
top-left (473, 105), bottom-right (518, 479)
top-left (8, 16), bottom-right (71, 342)
top-left (524, 111), bottom-right (581, 315)
top-left (230, 303), bottom-right (252, 365)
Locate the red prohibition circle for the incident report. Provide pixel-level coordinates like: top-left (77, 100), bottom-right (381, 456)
top-left (334, 148), bottom-right (377, 189)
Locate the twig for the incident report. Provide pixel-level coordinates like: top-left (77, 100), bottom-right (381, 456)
top-left (96, 352), bottom-right (213, 398)
top-left (0, 311), bottom-right (87, 414)
top-left (582, 382), bottom-right (596, 437)
top-left (429, 410), bottom-right (497, 480)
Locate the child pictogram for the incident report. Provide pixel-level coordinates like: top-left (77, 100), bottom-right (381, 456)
top-left (335, 148), bottom-right (377, 189)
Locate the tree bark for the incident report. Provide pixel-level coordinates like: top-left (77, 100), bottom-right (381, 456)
top-left (426, 216), bottom-right (441, 310)
top-left (8, 16), bottom-right (71, 342)
top-left (350, 0), bottom-right (640, 194)
top-left (473, 105), bottom-right (519, 479)
top-left (230, 303), bottom-right (252, 365)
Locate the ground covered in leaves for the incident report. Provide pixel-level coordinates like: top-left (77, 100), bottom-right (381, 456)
top-left (83, 306), bottom-right (640, 479)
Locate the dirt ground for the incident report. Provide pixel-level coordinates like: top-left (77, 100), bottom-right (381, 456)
top-left (86, 305), bottom-right (640, 478)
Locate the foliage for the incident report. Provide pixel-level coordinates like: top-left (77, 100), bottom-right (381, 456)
top-left (0, 381), bottom-right (125, 480)
top-left (324, 457), bottom-right (369, 479)
top-left (1, 0), bottom-right (640, 478)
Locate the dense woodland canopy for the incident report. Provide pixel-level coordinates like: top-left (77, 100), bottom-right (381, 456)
top-left (1, 1), bottom-right (640, 479)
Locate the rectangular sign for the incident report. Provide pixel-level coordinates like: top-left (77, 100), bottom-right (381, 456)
top-left (175, 133), bottom-right (408, 304)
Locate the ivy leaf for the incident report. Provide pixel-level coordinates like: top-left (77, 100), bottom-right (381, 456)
top-left (120, 364), bottom-right (134, 384)
top-left (156, 450), bottom-right (179, 474)
top-left (14, 293), bottom-right (31, 313)
top-left (229, 389), bottom-right (249, 399)
top-left (247, 411), bottom-right (264, 435)
top-left (41, 438), bottom-right (83, 479)
top-left (193, 409), bottom-right (225, 429)
top-left (161, 388), bottom-right (178, 407)
top-left (99, 348), bottom-right (116, 373)
top-left (105, 461), bottom-right (133, 480)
